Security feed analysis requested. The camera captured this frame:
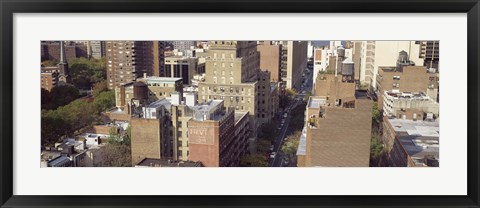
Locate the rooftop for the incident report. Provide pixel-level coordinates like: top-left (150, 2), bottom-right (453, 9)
top-left (384, 91), bottom-right (433, 101)
top-left (136, 158), bottom-right (202, 167)
top-left (234, 111), bottom-right (249, 125)
top-left (296, 127), bottom-right (307, 156)
top-left (143, 77), bottom-right (183, 83)
top-left (308, 96), bottom-right (327, 108)
top-left (387, 118), bottom-right (440, 163)
top-left (146, 98), bottom-right (171, 109)
top-left (388, 118), bottom-right (439, 138)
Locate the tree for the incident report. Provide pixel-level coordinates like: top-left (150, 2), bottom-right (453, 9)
top-left (240, 154), bottom-right (269, 167)
top-left (41, 88), bottom-right (51, 110)
top-left (123, 126), bottom-right (131, 145)
top-left (281, 131), bottom-right (301, 155)
top-left (256, 138), bottom-right (271, 154)
top-left (258, 121), bottom-right (278, 141)
top-left (68, 57), bottom-right (106, 90)
top-left (102, 143), bottom-right (132, 167)
top-left (93, 90), bottom-right (115, 113)
top-left (372, 102), bottom-right (381, 125)
top-left (92, 80), bottom-right (108, 97)
top-left (49, 85), bottom-right (80, 109)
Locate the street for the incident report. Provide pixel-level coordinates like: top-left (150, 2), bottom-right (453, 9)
top-left (270, 67), bottom-right (313, 167)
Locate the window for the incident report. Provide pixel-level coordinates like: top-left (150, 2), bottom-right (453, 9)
top-left (178, 121), bottom-right (182, 127)
top-left (178, 131), bottom-right (183, 137)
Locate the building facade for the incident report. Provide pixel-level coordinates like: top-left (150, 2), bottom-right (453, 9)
top-left (197, 41), bottom-right (273, 137)
top-left (356, 41), bottom-right (424, 88)
top-left (382, 117), bottom-right (439, 167)
top-left (257, 41), bottom-right (282, 82)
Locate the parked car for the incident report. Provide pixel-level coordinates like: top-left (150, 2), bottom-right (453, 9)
top-left (269, 145), bottom-right (274, 151)
top-left (270, 152), bottom-right (277, 159)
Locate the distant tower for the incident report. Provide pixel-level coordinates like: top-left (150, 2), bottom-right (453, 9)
top-left (57, 41), bottom-right (70, 84)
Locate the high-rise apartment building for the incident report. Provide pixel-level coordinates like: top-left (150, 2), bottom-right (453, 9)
top-left (356, 41), bottom-right (424, 88)
top-left (170, 41), bottom-right (196, 53)
top-left (417, 41), bottom-right (439, 69)
top-left (257, 41), bottom-right (282, 82)
top-left (375, 53), bottom-right (438, 110)
top-left (90, 41), bottom-right (106, 59)
top-left (197, 41), bottom-right (273, 137)
top-left (297, 73), bottom-right (373, 167)
top-left (164, 56), bottom-right (198, 85)
top-left (105, 41), bottom-right (166, 89)
top-left (278, 41), bottom-right (308, 89)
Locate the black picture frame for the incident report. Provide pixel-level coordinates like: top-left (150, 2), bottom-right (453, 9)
top-left (1, 0), bottom-right (479, 207)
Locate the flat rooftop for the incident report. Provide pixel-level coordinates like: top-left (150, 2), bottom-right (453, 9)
top-left (136, 158), bottom-right (202, 167)
top-left (147, 98), bottom-right (171, 109)
top-left (234, 111), bottom-right (249, 125)
top-left (308, 96), bottom-right (327, 108)
top-left (296, 127), bottom-right (307, 156)
top-left (388, 118), bottom-right (439, 137)
top-left (387, 118), bottom-right (439, 161)
top-left (189, 100), bottom-right (223, 112)
top-left (143, 77), bottom-right (183, 83)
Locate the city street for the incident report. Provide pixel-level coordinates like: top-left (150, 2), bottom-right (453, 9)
top-left (270, 67), bottom-right (313, 167)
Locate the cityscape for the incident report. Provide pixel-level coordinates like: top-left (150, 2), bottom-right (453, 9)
top-left (40, 40), bottom-right (439, 167)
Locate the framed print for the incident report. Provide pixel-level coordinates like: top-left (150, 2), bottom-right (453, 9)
top-left (1, 0), bottom-right (479, 207)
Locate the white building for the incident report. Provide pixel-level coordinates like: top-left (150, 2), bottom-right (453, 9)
top-left (357, 41), bottom-right (424, 88)
top-left (312, 41), bottom-right (353, 91)
top-left (383, 91), bottom-right (439, 117)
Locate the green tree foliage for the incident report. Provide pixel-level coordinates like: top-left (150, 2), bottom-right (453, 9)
top-left (69, 57), bottom-right (106, 90)
top-left (44, 85), bottom-right (80, 110)
top-left (281, 131), bottom-right (301, 155)
top-left (288, 103), bottom-right (306, 134)
top-left (41, 99), bottom-right (97, 146)
top-left (92, 80), bottom-right (108, 97)
top-left (41, 88), bottom-right (51, 110)
top-left (102, 143), bottom-right (132, 167)
top-left (256, 138), bottom-right (271, 154)
top-left (93, 90), bottom-right (115, 113)
top-left (369, 134), bottom-right (386, 167)
top-left (41, 89), bottom-right (115, 146)
top-left (258, 121), bottom-right (278, 141)
top-left (240, 154), bottom-right (269, 167)
top-left (123, 126), bottom-right (131, 146)
top-left (372, 102), bottom-right (381, 125)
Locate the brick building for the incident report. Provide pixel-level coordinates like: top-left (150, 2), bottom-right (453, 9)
top-left (41, 41), bottom-right (88, 62)
top-left (41, 66), bottom-right (59, 91)
top-left (105, 41), bottom-right (166, 89)
top-left (297, 71), bottom-right (372, 167)
top-left (376, 65), bottom-right (438, 110)
top-left (257, 41), bottom-right (282, 82)
top-left (382, 117), bottom-right (439, 167)
top-left (198, 41), bottom-right (274, 137)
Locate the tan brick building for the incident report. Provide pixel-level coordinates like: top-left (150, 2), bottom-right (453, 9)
top-left (164, 56), bottom-right (198, 85)
top-left (382, 117), bottom-right (439, 167)
top-left (376, 65), bottom-right (438, 110)
top-left (41, 66), bottom-right (59, 91)
top-left (198, 41), bottom-right (273, 137)
top-left (106, 41), bottom-right (166, 89)
top-left (130, 117), bottom-right (165, 165)
top-left (297, 73), bottom-right (372, 167)
top-left (257, 41), bottom-right (282, 82)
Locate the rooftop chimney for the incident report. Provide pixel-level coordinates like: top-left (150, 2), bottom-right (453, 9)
top-left (185, 92), bottom-right (198, 106)
top-left (171, 92), bottom-right (181, 106)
